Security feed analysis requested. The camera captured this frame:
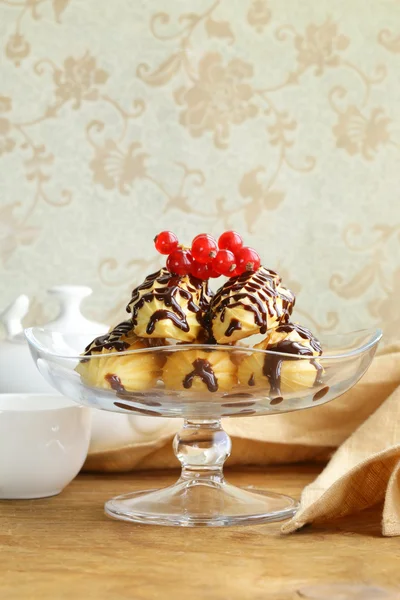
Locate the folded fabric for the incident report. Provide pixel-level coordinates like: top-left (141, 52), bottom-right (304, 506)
top-left (84, 345), bottom-right (400, 535)
top-left (282, 382), bottom-right (400, 536)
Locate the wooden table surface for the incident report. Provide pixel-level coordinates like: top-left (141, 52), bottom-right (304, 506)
top-left (1, 465), bottom-right (399, 600)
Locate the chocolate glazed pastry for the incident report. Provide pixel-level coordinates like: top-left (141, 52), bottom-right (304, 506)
top-left (211, 270), bottom-right (280, 335)
top-left (274, 322), bottom-right (322, 354)
top-left (263, 341), bottom-right (321, 396)
top-left (262, 323), bottom-right (323, 396)
top-left (126, 268), bottom-right (213, 339)
top-left (237, 320), bottom-right (323, 396)
top-left (209, 267), bottom-right (295, 343)
top-left (83, 320), bottom-right (133, 356)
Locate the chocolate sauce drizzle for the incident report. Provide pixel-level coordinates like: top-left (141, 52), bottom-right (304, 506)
top-left (182, 358), bottom-right (218, 392)
top-left (83, 320), bottom-right (133, 356)
top-left (209, 267), bottom-right (295, 337)
top-left (274, 322), bottom-right (322, 354)
top-left (105, 373), bottom-right (126, 393)
top-left (313, 386), bottom-right (329, 401)
top-left (225, 318), bottom-right (242, 337)
top-left (114, 402), bottom-right (161, 416)
top-left (270, 396), bottom-right (284, 405)
top-left (262, 323), bottom-right (323, 396)
top-left (222, 398), bottom-right (254, 406)
top-left (126, 268), bottom-right (213, 335)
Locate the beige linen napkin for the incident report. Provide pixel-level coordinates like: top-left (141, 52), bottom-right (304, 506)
top-left (84, 345), bottom-right (400, 535)
top-left (282, 377), bottom-right (400, 535)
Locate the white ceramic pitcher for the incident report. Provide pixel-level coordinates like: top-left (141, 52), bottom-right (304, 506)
top-left (0, 286), bottom-right (107, 393)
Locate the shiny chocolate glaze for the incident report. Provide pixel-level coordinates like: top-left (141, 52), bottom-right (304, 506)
top-left (182, 358), bottom-right (218, 392)
top-left (313, 386), bottom-right (330, 401)
top-left (114, 402), bottom-right (162, 416)
top-left (225, 318), bottom-right (242, 338)
top-left (105, 373), bottom-right (126, 393)
top-left (126, 268), bottom-right (213, 335)
top-left (83, 320), bottom-right (133, 356)
top-left (209, 267), bottom-right (295, 338)
top-left (262, 322), bottom-right (323, 396)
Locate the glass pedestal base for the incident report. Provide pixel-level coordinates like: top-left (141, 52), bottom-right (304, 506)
top-left (105, 480), bottom-right (298, 527)
top-left (104, 419), bottom-right (299, 527)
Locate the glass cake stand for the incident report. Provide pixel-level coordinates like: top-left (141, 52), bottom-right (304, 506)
top-left (26, 327), bottom-right (381, 527)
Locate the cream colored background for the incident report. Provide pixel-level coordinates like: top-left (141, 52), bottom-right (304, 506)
top-left (0, 0), bottom-right (399, 343)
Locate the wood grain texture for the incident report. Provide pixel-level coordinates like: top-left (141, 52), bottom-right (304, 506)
top-left (0, 465), bottom-right (399, 600)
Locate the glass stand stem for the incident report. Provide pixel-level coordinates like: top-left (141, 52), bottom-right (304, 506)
top-left (173, 419), bottom-right (231, 485)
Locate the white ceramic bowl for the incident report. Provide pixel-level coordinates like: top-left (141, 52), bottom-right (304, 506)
top-left (0, 394), bottom-right (91, 499)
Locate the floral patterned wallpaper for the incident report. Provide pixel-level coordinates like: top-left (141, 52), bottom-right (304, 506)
top-left (0, 0), bottom-right (399, 343)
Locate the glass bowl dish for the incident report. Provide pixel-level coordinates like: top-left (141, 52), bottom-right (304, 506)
top-left (25, 327), bottom-right (382, 527)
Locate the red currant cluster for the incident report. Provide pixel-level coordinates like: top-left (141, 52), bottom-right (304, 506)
top-left (154, 231), bottom-right (261, 280)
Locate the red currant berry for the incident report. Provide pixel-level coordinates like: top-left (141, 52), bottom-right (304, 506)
top-left (166, 249), bottom-right (193, 275)
top-left (191, 234), bottom-right (218, 264)
top-left (212, 249), bottom-right (236, 277)
top-left (209, 264), bottom-right (220, 278)
top-left (154, 231), bottom-right (179, 255)
top-left (236, 247), bottom-right (261, 273)
top-left (230, 267), bottom-right (242, 278)
top-left (191, 261), bottom-right (211, 280)
top-left (218, 230), bottom-right (243, 254)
